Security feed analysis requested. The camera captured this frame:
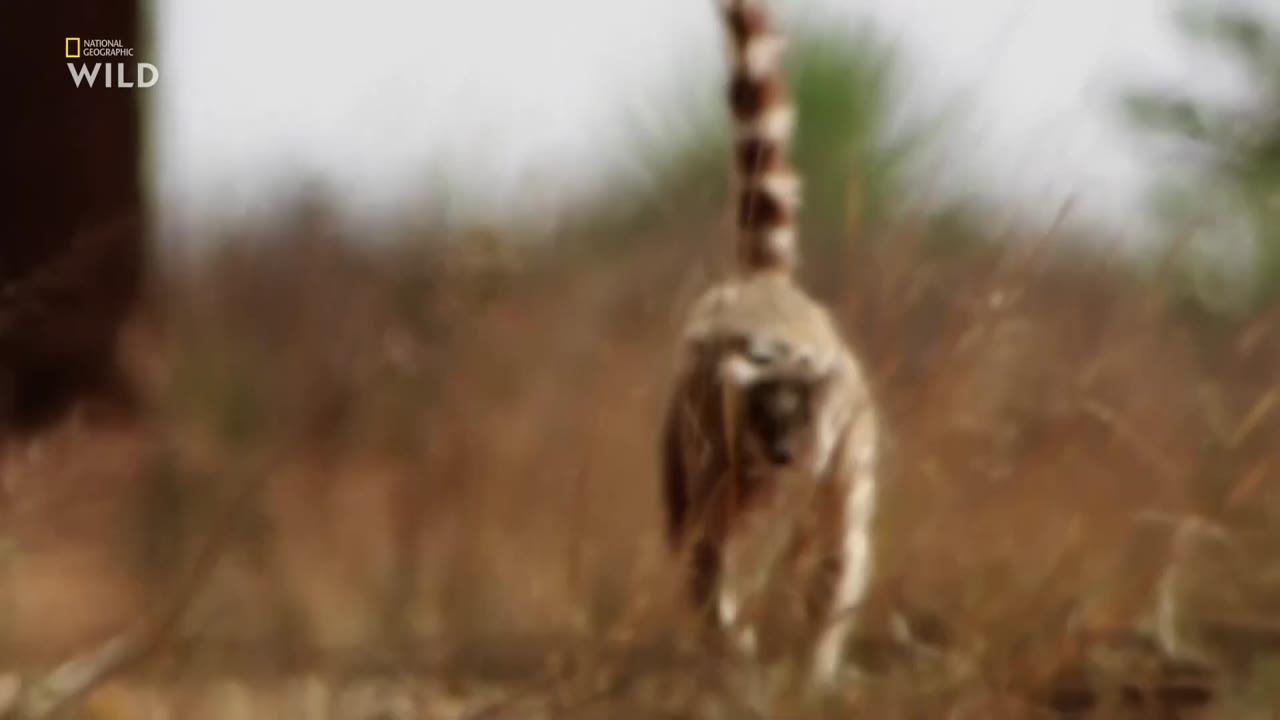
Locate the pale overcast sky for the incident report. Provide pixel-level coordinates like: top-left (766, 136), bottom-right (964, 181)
top-left (150, 0), bottom-right (1242, 236)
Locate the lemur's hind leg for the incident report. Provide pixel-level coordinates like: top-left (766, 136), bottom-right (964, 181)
top-left (689, 538), bottom-right (722, 631)
top-left (808, 417), bottom-right (878, 688)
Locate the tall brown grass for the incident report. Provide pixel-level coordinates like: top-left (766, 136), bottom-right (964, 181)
top-left (2, 210), bottom-right (1277, 718)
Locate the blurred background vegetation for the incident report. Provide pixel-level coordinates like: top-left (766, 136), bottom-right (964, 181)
top-left (2, 3), bottom-right (1280, 719)
top-left (1125, 3), bottom-right (1280, 314)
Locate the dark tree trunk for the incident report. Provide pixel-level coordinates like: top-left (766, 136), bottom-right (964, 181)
top-left (0, 0), bottom-right (144, 434)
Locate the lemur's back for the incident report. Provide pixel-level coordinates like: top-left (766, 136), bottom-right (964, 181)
top-left (680, 0), bottom-right (857, 384)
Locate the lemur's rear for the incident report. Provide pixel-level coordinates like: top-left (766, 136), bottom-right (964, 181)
top-left (660, 0), bottom-right (880, 689)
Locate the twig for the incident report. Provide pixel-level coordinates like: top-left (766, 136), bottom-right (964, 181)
top-left (1224, 460), bottom-right (1269, 511)
top-left (1227, 386), bottom-right (1279, 450)
top-left (9, 463), bottom-right (262, 718)
top-left (566, 405), bottom-right (603, 629)
top-left (1082, 400), bottom-right (1180, 482)
top-left (1133, 511), bottom-right (1234, 660)
top-left (461, 672), bottom-right (564, 720)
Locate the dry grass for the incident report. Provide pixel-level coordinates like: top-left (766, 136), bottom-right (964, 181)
top-left (1, 216), bottom-right (1278, 718)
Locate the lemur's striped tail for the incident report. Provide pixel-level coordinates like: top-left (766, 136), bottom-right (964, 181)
top-left (719, 0), bottom-right (800, 274)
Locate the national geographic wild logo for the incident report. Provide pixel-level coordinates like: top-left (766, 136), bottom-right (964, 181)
top-left (65, 37), bottom-right (158, 88)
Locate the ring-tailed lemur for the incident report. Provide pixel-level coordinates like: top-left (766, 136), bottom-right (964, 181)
top-left (660, 0), bottom-right (879, 689)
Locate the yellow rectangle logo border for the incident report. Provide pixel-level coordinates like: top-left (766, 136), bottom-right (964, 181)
top-left (65, 37), bottom-right (80, 58)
